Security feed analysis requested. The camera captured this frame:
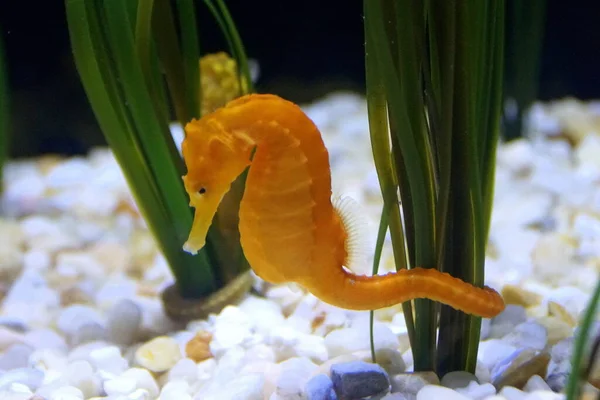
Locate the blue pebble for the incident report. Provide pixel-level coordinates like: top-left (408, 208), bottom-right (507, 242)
top-left (305, 374), bottom-right (338, 400)
top-left (330, 360), bottom-right (390, 399)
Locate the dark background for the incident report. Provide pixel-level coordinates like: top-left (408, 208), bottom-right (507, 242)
top-left (0, 0), bottom-right (598, 158)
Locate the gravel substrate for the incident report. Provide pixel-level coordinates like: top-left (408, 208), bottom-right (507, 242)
top-left (0, 94), bottom-right (599, 400)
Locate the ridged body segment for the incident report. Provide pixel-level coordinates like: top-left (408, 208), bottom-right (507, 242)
top-left (213, 95), bottom-right (343, 285)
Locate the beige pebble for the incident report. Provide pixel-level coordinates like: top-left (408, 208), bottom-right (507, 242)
top-left (548, 301), bottom-right (577, 327)
top-left (135, 336), bottom-right (182, 372)
top-left (536, 316), bottom-right (573, 345)
top-left (89, 242), bottom-right (130, 273)
top-left (502, 284), bottom-right (543, 308)
top-left (531, 233), bottom-right (576, 281)
top-left (128, 231), bottom-right (158, 278)
top-left (60, 287), bottom-right (93, 306)
top-left (185, 331), bottom-right (213, 362)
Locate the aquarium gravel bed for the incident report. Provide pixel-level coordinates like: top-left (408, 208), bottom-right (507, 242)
top-left (0, 93), bottom-right (599, 400)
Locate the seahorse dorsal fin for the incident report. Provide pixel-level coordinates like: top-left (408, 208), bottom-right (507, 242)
top-left (331, 194), bottom-right (371, 274)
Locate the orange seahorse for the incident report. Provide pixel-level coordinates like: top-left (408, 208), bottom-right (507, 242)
top-left (181, 93), bottom-right (505, 318)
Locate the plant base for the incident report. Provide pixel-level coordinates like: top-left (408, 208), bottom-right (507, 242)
top-left (161, 270), bottom-right (255, 322)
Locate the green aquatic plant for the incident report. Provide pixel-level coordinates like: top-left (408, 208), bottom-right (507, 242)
top-left (0, 29), bottom-right (8, 194)
top-left (565, 277), bottom-right (600, 400)
top-left (503, 0), bottom-right (546, 140)
top-left (364, 0), bottom-right (505, 374)
top-left (65, 0), bottom-right (253, 310)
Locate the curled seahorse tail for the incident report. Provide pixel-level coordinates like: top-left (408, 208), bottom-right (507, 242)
top-left (312, 267), bottom-right (505, 318)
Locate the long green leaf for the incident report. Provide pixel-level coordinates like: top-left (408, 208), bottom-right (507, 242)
top-left (435, 1), bottom-right (505, 374)
top-left (66, 0), bottom-right (218, 298)
top-left (368, 0), bottom-right (437, 371)
top-left (152, 0), bottom-right (192, 126)
top-left (565, 277), bottom-right (600, 400)
top-left (364, 0), bottom-right (416, 363)
top-left (213, 0), bottom-right (253, 93)
top-left (0, 29), bottom-right (8, 193)
top-left (503, 0), bottom-right (546, 141)
top-left (175, 0), bottom-right (200, 119)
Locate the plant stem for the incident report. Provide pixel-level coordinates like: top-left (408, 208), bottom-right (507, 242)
top-left (565, 277), bottom-right (600, 400)
top-left (0, 28), bottom-right (8, 194)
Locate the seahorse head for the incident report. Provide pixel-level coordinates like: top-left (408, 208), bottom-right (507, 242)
top-left (181, 117), bottom-right (255, 254)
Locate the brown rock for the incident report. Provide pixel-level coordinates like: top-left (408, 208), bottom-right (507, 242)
top-left (60, 286), bottom-right (92, 306)
top-left (185, 331), bottom-right (213, 362)
top-left (493, 350), bottom-right (551, 390)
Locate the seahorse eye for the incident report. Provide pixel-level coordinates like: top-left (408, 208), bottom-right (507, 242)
top-left (198, 187), bottom-right (207, 194)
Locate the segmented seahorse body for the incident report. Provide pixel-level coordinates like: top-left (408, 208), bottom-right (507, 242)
top-left (181, 93), bottom-right (506, 318)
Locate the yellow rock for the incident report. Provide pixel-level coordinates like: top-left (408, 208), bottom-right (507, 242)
top-left (135, 336), bottom-right (182, 373)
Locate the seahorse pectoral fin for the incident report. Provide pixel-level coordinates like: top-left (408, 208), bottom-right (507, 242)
top-left (183, 193), bottom-right (225, 255)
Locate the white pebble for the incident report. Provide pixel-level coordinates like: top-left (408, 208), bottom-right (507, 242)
top-left (72, 322), bottom-right (107, 346)
top-left (195, 372), bottom-right (264, 400)
top-left (524, 390), bottom-right (566, 400)
top-left (275, 357), bottom-right (318, 399)
top-left (24, 329), bottom-right (68, 351)
top-left (499, 386), bottom-right (527, 400)
top-left (57, 305), bottom-right (104, 337)
top-left (523, 375), bottom-right (552, 392)
top-left (456, 381), bottom-right (497, 400)
top-left (64, 360), bottom-right (102, 398)
top-left (161, 380), bottom-right (192, 400)
top-left (103, 376), bottom-right (137, 396)
top-left (416, 385), bottom-right (470, 400)
top-left (0, 367), bottom-right (45, 391)
top-left (477, 339), bottom-right (518, 371)
top-left (121, 368), bottom-right (159, 398)
top-left (106, 299), bottom-right (142, 346)
top-left (88, 346), bottom-right (128, 375)
top-left (0, 382), bottom-right (33, 400)
top-left (294, 334), bottom-right (328, 364)
top-left (238, 295), bottom-right (285, 334)
top-left (49, 385), bottom-right (84, 400)
top-left (503, 322), bottom-right (548, 351)
top-left (490, 305), bottom-right (527, 338)
top-left (324, 323), bottom-right (398, 358)
top-left (167, 358), bottom-right (198, 384)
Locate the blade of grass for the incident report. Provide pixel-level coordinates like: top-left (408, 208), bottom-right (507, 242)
top-left (213, 0), bottom-right (253, 93)
top-left (436, 1), bottom-right (485, 374)
top-left (369, 206), bottom-right (389, 364)
top-left (436, 1), bottom-right (505, 374)
top-left (565, 277), bottom-right (600, 400)
top-left (364, 1), bottom-right (416, 362)
top-left (152, 0), bottom-right (193, 126)
top-left (103, 0), bottom-right (221, 295)
top-left (66, 0), bottom-right (218, 298)
top-left (503, 0), bottom-right (546, 141)
top-left (426, 0), bottom-right (455, 291)
top-left (136, 0), bottom-right (171, 125)
top-left (0, 29), bottom-right (8, 194)
top-left (175, 0), bottom-right (200, 119)
top-left (372, 0), bottom-right (438, 371)
top-left (203, 0), bottom-right (235, 61)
